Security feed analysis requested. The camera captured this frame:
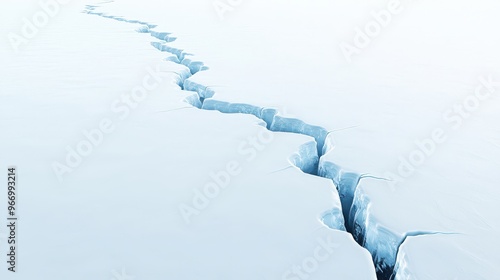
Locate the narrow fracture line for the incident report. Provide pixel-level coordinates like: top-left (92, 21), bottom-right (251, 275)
top-left (156, 107), bottom-right (194, 114)
top-left (360, 174), bottom-right (390, 181)
top-left (265, 165), bottom-right (295, 176)
top-left (327, 125), bottom-right (361, 134)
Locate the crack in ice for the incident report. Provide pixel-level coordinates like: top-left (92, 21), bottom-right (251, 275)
top-left (83, 6), bottom-right (449, 279)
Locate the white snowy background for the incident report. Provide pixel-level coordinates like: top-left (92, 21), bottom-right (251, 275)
top-left (1, 0), bottom-right (500, 279)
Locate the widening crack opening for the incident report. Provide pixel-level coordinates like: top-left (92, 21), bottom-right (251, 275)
top-left (83, 7), bottom-right (454, 279)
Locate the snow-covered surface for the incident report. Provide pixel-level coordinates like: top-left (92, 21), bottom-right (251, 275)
top-left (394, 234), bottom-right (498, 280)
top-left (0, 1), bottom-right (377, 279)
top-left (1, 0), bottom-right (500, 279)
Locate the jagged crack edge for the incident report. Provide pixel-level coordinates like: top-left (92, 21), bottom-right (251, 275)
top-left (83, 8), bottom-right (447, 280)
